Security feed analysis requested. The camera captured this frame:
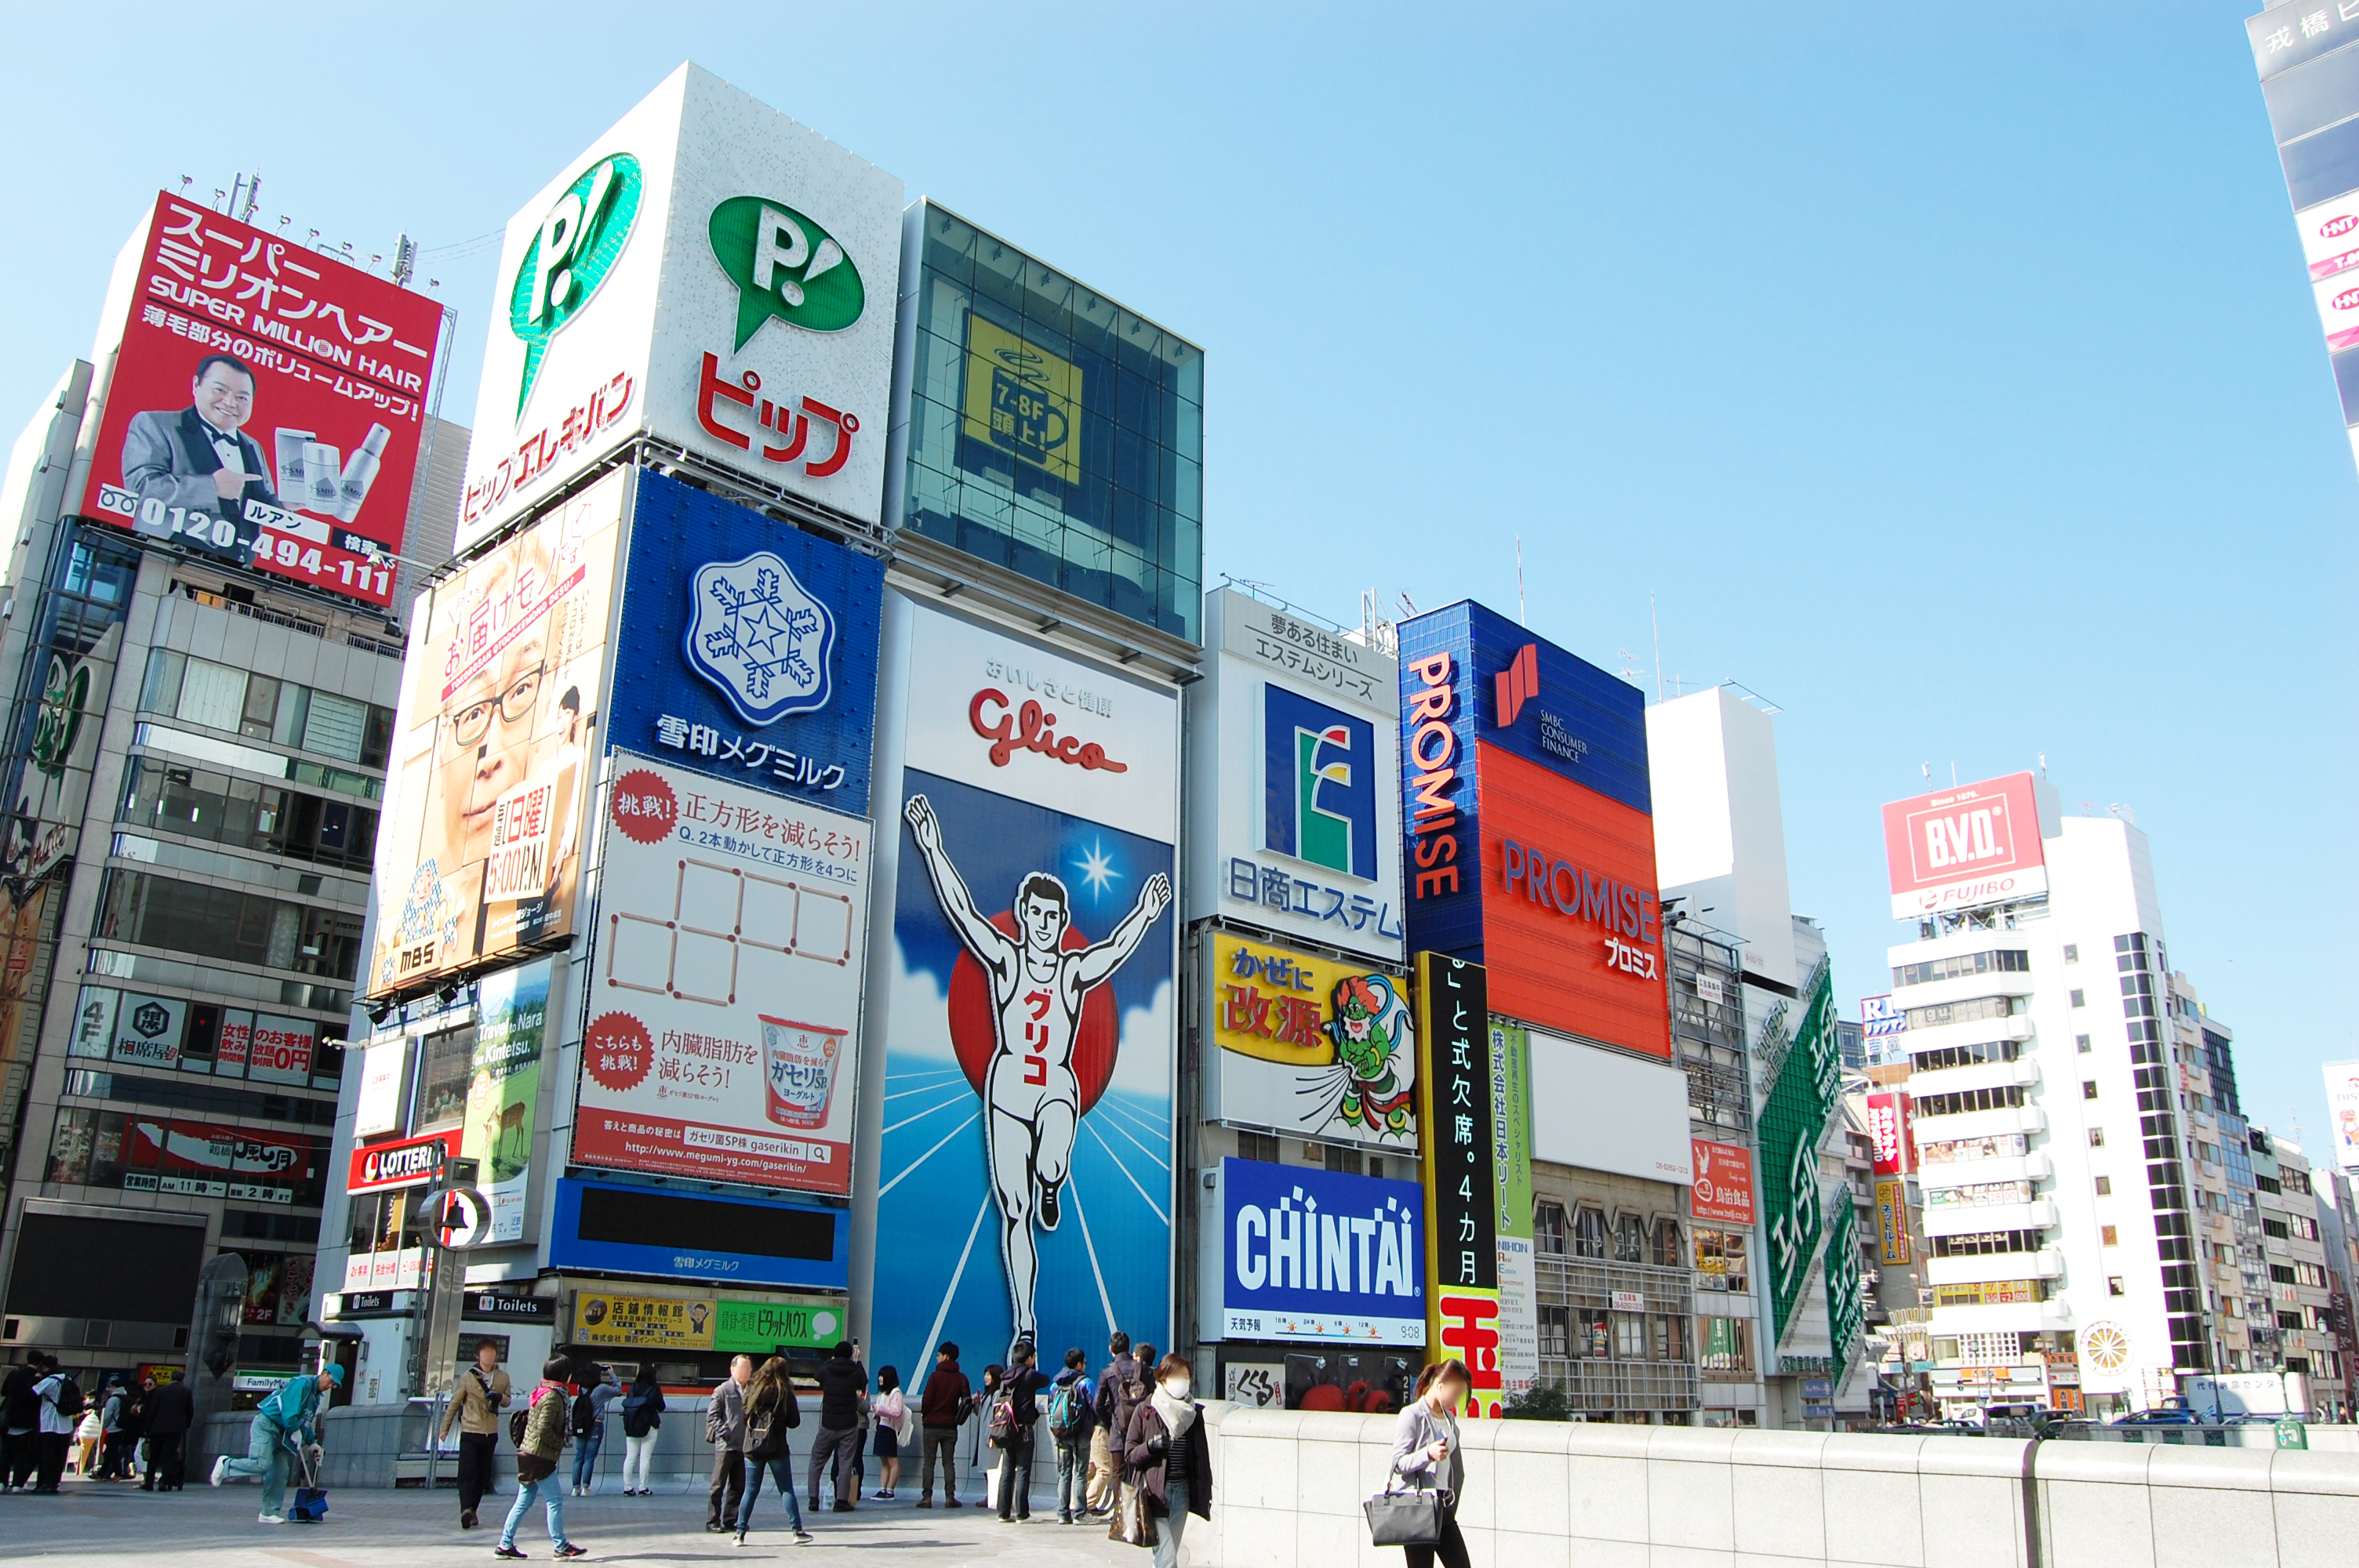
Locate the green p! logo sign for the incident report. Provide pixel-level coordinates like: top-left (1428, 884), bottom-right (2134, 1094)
top-left (709, 197), bottom-right (863, 350)
top-left (509, 151), bottom-right (642, 416)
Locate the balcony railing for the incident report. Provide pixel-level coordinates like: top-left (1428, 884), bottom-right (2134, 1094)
top-left (1535, 1356), bottom-right (1702, 1414)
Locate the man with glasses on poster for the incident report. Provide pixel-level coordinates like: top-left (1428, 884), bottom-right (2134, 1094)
top-left (120, 352), bottom-right (278, 567)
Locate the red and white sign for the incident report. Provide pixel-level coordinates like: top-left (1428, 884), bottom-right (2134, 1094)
top-left (1691, 1138), bottom-right (1755, 1225)
top-left (342, 1247), bottom-right (424, 1293)
top-left (1881, 771), bottom-right (2048, 919)
top-left (245, 1016), bottom-right (317, 1085)
top-left (569, 751), bottom-right (870, 1196)
top-left (347, 1129), bottom-right (460, 1194)
top-left (1866, 1092), bottom-right (1912, 1177)
top-left (81, 193), bottom-right (442, 608)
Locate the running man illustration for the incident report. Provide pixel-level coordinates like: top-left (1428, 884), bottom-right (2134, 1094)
top-left (903, 793), bottom-right (1171, 1347)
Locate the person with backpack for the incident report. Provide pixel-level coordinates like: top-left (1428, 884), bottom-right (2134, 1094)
top-left (209, 1363), bottom-right (341, 1523)
top-left (97, 1377), bottom-right (133, 1479)
top-left (29, 1356), bottom-right (82, 1494)
top-left (914, 1342), bottom-right (971, 1508)
top-left (705, 1356), bottom-right (752, 1533)
top-left (1105, 1341), bottom-right (1155, 1544)
top-left (805, 1341), bottom-right (867, 1514)
top-left (734, 1356), bottom-right (812, 1546)
top-left (496, 1356), bottom-right (587, 1560)
top-left (570, 1365), bottom-right (620, 1497)
top-left (1087, 1331), bottom-right (1135, 1518)
top-left (992, 1340), bottom-right (1051, 1523)
top-left (868, 1367), bottom-right (908, 1501)
top-left (439, 1340), bottom-right (514, 1529)
top-left (617, 1367), bottom-right (664, 1496)
top-left (1046, 1347), bottom-right (1095, 1525)
top-left (1122, 1352), bottom-right (1212, 1568)
top-left (974, 1363), bottom-right (1005, 1513)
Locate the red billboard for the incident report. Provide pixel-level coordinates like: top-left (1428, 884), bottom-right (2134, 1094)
top-left (81, 193), bottom-right (443, 609)
top-left (1866, 1091), bottom-right (1912, 1176)
top-left (347, 1129), bottom-right (460, 1194)
top-left (1881, 771), bottom-right (2047, 919)
top-left (121, 1116), bottom-right (323, 1205)
top-left (1691, 1138), bottom-right (1754, 1225)
top-left (1477, 742), bottom-right (1672, 1060)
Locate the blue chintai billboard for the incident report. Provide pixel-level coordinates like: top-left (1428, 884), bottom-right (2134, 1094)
top-left (865, 596), bottom-right (1180, 1368)
top-left (1212, 1157), bottom-right (1425, 1345)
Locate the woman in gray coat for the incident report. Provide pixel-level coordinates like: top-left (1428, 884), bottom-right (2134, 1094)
top-left (1387, 1359), bottom-right (1474, 1568)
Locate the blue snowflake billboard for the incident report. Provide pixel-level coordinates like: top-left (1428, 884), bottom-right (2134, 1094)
top-left (609, 470), bottom-right (885, 806)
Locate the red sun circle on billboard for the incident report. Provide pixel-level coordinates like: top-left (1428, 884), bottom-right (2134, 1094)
top-left (584, 1011), bottom-right (655, 1094)
top-left (946, 913), bottom-right (1119, 1112)
top-left (610, 769), bottom-right (678, 844)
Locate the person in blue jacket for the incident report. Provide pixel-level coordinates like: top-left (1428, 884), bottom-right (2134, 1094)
top-left (211, 1364), bottom-right (342, 1523)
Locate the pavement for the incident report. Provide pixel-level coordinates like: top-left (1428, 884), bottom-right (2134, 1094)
top-left (0, 1474), bottom-right (1165, 1568)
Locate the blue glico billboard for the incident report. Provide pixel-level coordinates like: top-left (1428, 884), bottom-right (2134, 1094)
top-left (609, 469), bottom-right (886, 804)
top-left (1210, 1156), bottom-right (1425, 1345)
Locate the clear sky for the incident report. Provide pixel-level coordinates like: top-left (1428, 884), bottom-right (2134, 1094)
top-left (2, 4), bottom-right (2349, 1160)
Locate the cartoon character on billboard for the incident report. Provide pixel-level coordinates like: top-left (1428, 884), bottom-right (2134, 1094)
top-left (903, 793), bottom-right (1171, 1345)
top-left (1315, 972), bottom-right (1414, 1138)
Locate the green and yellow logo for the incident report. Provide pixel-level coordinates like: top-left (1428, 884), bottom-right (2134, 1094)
top-left (708, 196), bottom-right (864, 350)
top-left (509, 152), bottom-right (642, 416)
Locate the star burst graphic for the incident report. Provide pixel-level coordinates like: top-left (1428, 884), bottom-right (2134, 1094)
top-left (1073, 838), bottom-right (1122, 898)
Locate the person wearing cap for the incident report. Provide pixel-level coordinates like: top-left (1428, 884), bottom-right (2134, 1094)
top-left (211, 1363), bottom-right (341, 1524)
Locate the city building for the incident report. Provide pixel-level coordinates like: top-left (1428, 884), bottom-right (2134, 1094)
top-left (311, 66), bottom-right (1211, 1409)
top-left (0, 183), bottom-right (464, 1393)
top-left (2255, 1132), bottom-right (2340, 1401)
top-left (1885, 773), bottom-right (2231, 1417)
top-left (1648, 684), bottom-right (1859, 1428)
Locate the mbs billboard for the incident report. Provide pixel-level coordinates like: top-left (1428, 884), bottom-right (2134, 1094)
top-left (1396, 601), bottom-right (1670, 1062)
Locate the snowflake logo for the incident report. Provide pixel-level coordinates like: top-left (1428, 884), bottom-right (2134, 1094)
top-left (682, 551), bottom-right (837, 726)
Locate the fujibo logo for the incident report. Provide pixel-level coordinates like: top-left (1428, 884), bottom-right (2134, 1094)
top-left (709, 196), bottom-right (864, 350)
top-left (509, 152), bottom-right (642, 416)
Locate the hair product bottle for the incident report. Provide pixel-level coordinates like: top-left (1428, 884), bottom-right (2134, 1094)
top-left (335, 425), bottom-right (392, 523)
top-left (273, 430), bottom-right (314, 503)
top-left (303, 442), bottom-right (343, 514)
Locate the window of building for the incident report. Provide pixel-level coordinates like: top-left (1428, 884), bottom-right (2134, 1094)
top-left (1913, 1085), bottom-right (2026, 1118)
top-left (1320, 1142), bottom-right (1362, 1175)
top-left (1535, 1201), bottom-right (1568, 1255)
top-left (120, 758), bottom-right (382, 872)
top-left (2280, 1312), bottom-right (2307, 1331)
top-left (2094, 1176), bottom-right (2112, 1196)
top-left (2082, 1080), bottom-right (2099, 1100)
top-left (2076, 1035), bottom-right (2091, 1053)
top-left (1957, 1332), bottom-right (2019, 1364)
top-left (1573, 1207), bottom-right (1608, 1260)
top-left (1932, 1279), bottom-right (2045, 1307)
top-left (93, 869), bottom-right (361, 981)
top-left (895, 203), bottom-right (1205, 642)
top-left (2264, 1217), bottom-right (2289, 1240)
top-left (46, 1105), bottom-right (326, 1207)
top-left (1579, 1309), bottom-right (1610, 1358)
top-left (1909, 1039), bottom-right (2020, 1073)
top-left (1890, 949), bottom-right (2030, 988)
top-left (1611, 1213), bottom-right (1646, 1264)
top-left (1612, 1312), bottom-right (1647, 1359)
top-left (414, 1026), bottom-right (475, 1131)
top-left (2089, 1128), bottom-right (2105, 1148)
top-left (1234, 1130), bottom-right (1278, 1163)
top-left (1652, 1218), bottom-right (1683, 1269)
top-left (1699, 1317), bottom-right (1753, 1373)
top-left (2064, 945), bottom-right (2079, 963)
top-left (1653, 1315), bottom-right (1688, 1362)
top-left (1928, 1229), bottom-right (2045, 1258)
top-left (2270, 1264), bottom-right (2297, 1286)
top-left (2108, 1277), bottom-right (2126, 1296)
top-left (2101, 1225), bottom-right (2119, 1246)
top-left (1694, 1228), bottom-right (1749, 1293)
top-left (139, 651), bottom-right (395, 768)
top-left (1902, 994), bottom-right (2025, 1030)
top-left (1539, 1305), bottom-right (1569, 1359)
top-left (2070, 990), bottom-right (2085, 1008)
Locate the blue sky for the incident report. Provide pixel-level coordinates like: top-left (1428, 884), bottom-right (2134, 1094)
top-left (2, 4), bottom-right (2350, 1156)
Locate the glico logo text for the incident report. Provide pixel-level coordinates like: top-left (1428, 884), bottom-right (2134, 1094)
top-left (1405, 651), bottom-right (1460, 898)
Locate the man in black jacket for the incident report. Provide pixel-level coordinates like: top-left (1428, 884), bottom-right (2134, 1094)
top-left (1086, 1332), bottom-right (1133, 1517)
top-left (707, 1356), bottom-right (751, 1532)
top-left (994, 1341), bottom-right (1052, 1523)
top-left (805, 1342), bottom-right (867, 1513)
top-left (2, 1354), bottom-right (45, 1491)
top-left (139, 1374), bottom-right (195, 1491)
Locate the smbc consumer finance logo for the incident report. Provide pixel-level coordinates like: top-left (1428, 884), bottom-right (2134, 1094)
top-left (708, 196), bottom-right (864, 348)
top-left (510, 152), bottom-right (642, 415)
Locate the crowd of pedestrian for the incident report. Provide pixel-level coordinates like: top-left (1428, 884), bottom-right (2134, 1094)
top-left (2, 1354), bottom-right (196, 1495)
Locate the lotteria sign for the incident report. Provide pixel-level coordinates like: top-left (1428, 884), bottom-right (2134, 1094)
top-left (459, 64), bottom-right (905, 554)
top-left (1209, 1157), bottom-right (1426, 1345)
top-left (347, 1130), bottom-right (460, 1194)
top-left (1398, 601), bottom-right (1670, 1060)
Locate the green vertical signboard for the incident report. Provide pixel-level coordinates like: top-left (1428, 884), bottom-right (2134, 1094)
top-left (1489, 1021), bottom-right (1537, 1399)
top-left (1759, 960), bottom-right (1841, 1345)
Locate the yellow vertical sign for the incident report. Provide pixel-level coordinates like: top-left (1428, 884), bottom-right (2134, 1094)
top-left (961, 314), bottom-right (1083, 484)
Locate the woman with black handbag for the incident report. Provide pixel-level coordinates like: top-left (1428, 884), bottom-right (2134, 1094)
top-left (1377, 1359), bottom-right (1474, 1568)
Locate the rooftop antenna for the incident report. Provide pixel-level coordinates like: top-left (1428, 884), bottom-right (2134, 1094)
top-left (238, 170), bottom-right (260, 223)
top-left (2038, 752), bottom-right (2047, 779)
top-left (1651, 593), bottom-right (1664, 705)
top-left (1950, 762), bottom-right (1957, 786)
top-left (1921, 763), bottom-right (1932, 782)
top-left (1515, 535), bottom-right (1526, 625)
